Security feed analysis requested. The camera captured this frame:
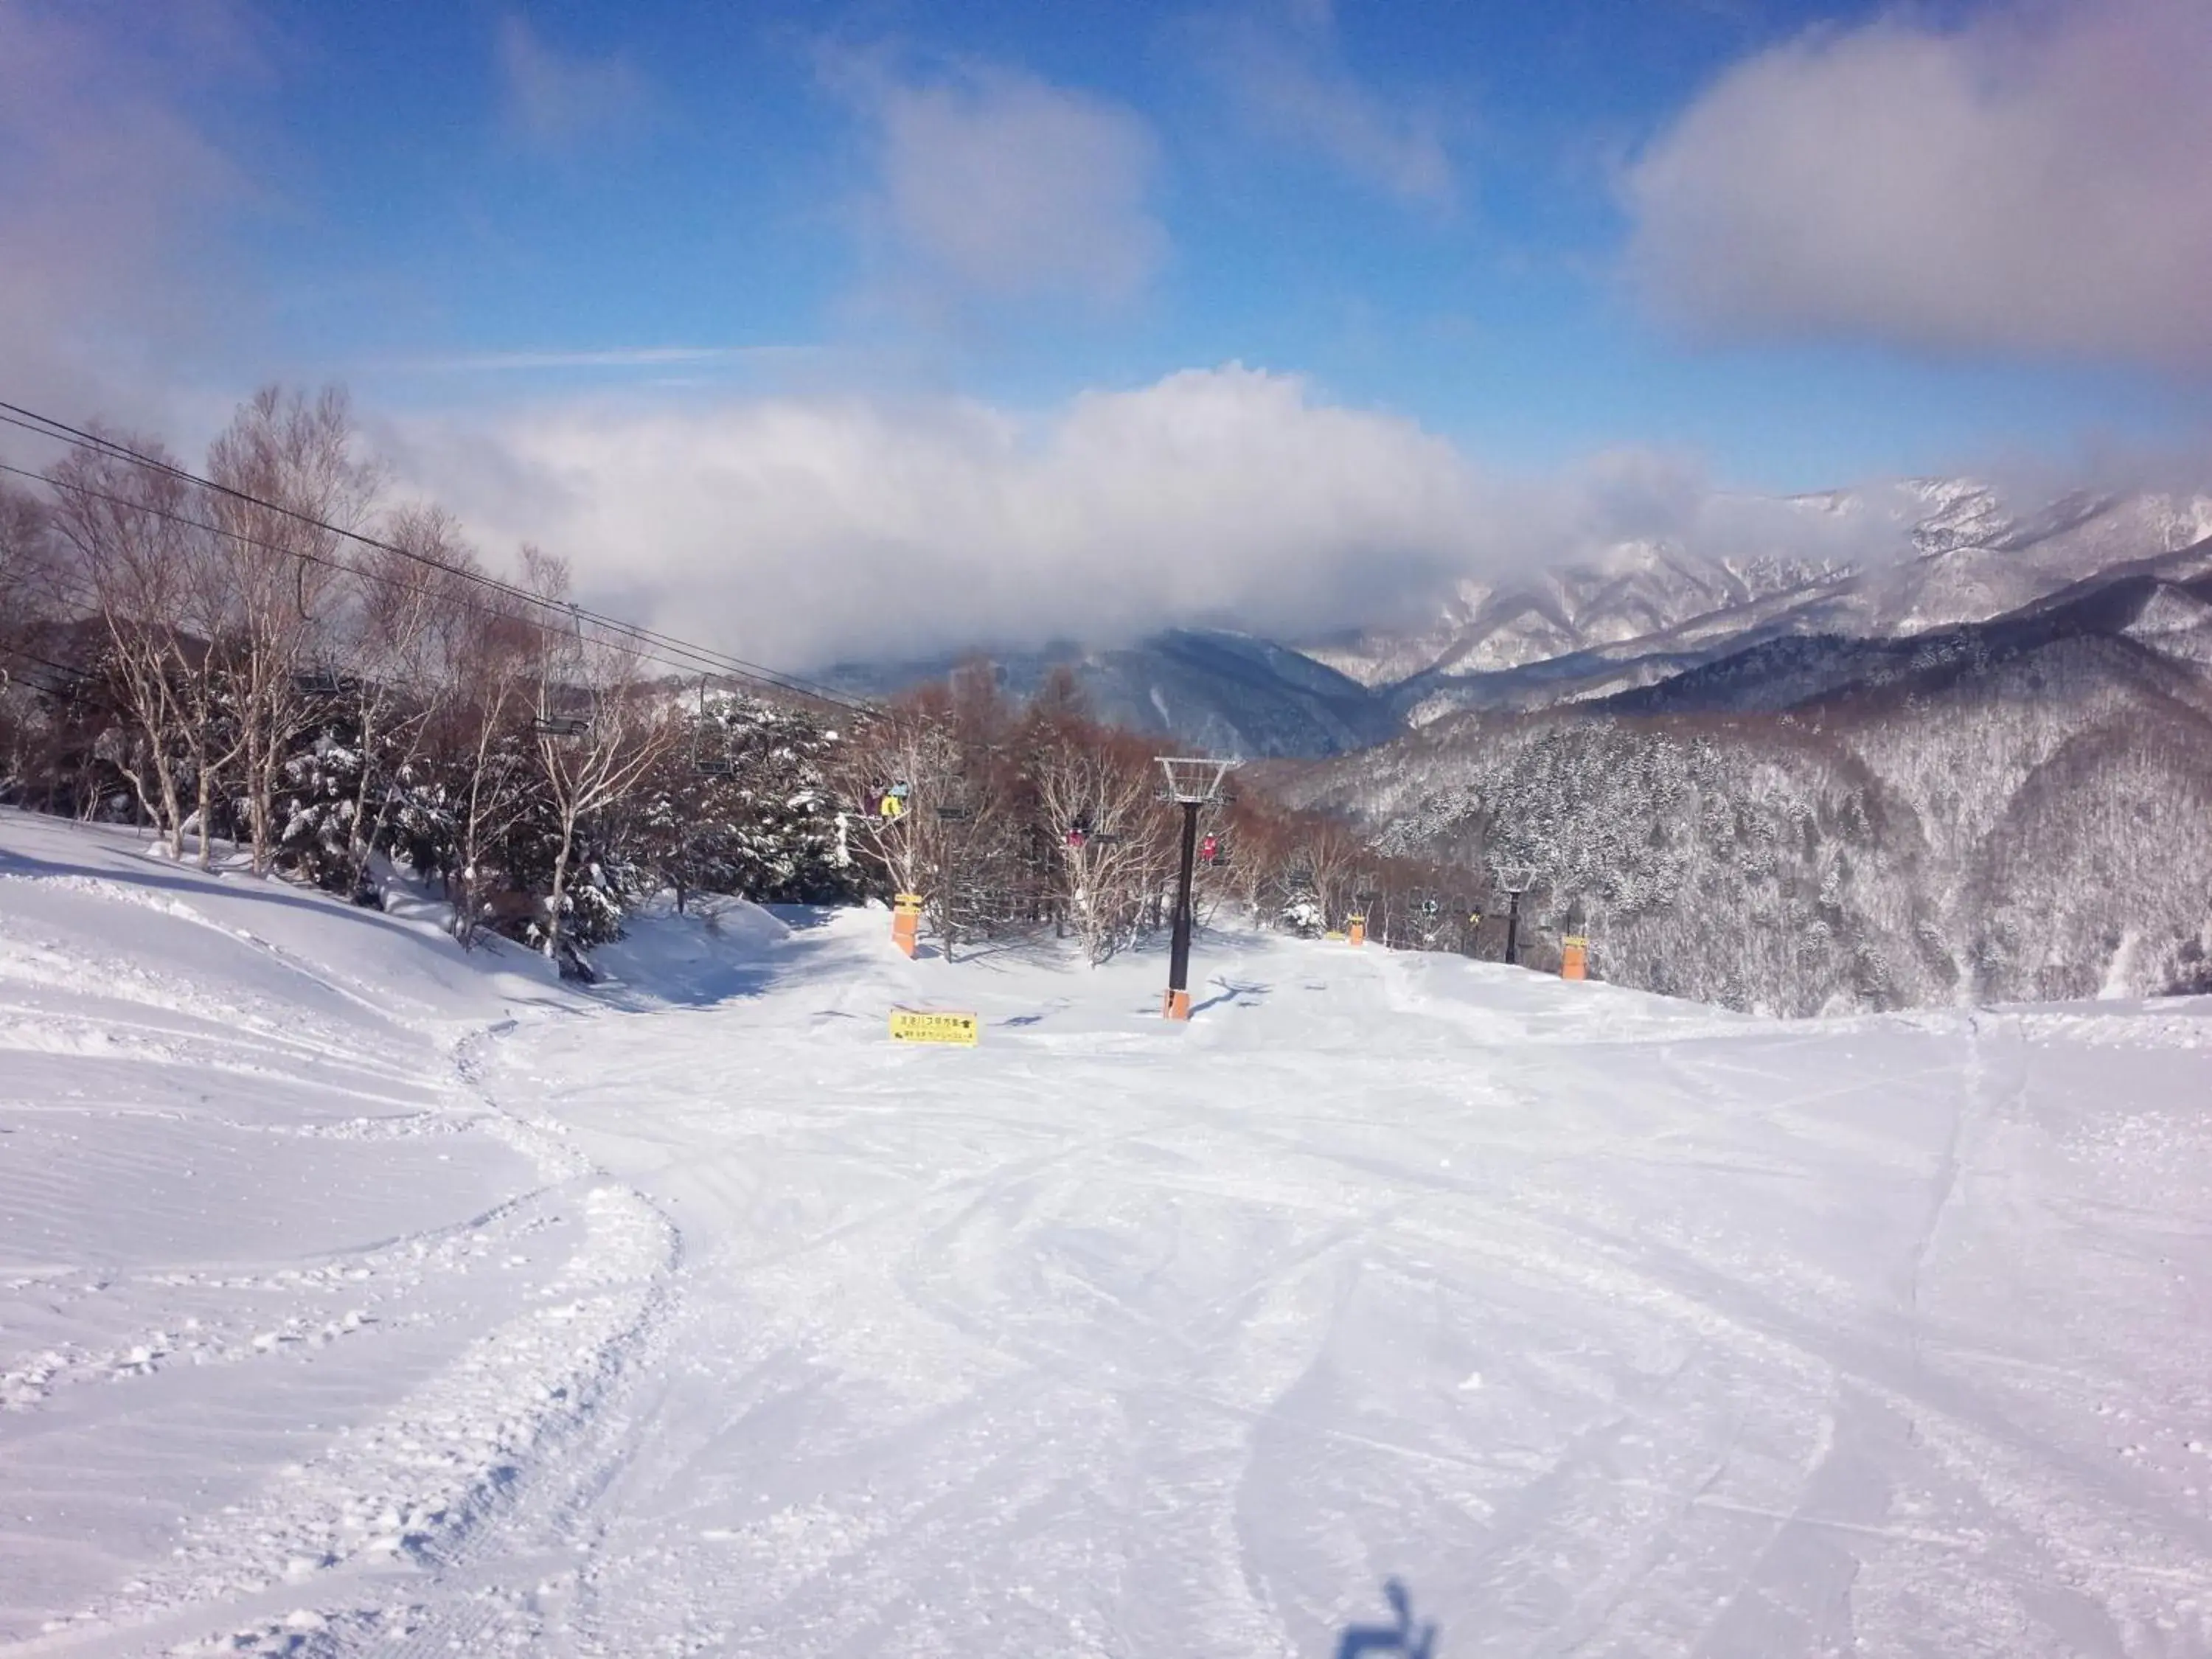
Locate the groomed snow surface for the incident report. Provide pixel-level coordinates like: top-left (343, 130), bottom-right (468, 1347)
top-left (3, 810), bottom-right (2210, 1658)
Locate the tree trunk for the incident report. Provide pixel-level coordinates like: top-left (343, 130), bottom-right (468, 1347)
top-left (544, 810), bottom-right (577, 963)
top-left (195, 760), bottom-right (216, 869)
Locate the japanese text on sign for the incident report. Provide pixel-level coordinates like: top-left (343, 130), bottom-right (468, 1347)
top-left (888, 1008), bottom-right (979, 1046)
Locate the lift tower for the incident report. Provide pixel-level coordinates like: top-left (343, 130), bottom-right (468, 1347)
top-left (1156, 757), bottom-right (1234, 1020)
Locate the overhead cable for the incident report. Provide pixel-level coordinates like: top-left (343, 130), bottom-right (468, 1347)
top-left (0, 399), bottom-right (872, 715)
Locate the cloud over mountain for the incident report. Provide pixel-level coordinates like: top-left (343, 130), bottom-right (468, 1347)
top-left (383, 366), bottom-right (1915, 672)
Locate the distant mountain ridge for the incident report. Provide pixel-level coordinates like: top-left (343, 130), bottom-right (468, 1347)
top-left (819, 479), bottom-right (2212, 758)
top-left (820, 628), bottom-right (1401, 759)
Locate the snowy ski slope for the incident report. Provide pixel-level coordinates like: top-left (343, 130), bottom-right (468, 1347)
top-left (3, 808), bottom-right (2211, 1655)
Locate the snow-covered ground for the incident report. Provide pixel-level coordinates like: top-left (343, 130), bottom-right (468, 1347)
top-left (4, 808), bottom-right (2211, 1656)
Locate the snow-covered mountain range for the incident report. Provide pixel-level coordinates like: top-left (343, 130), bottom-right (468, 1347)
top-left (1347, 481), bottom-right (2212, 726)
top-left (826, 479), bottom-right (2212, 757)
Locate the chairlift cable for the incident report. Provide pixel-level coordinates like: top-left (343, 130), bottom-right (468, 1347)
top-left (0, 459), bottom-right (849, 710)
top-left (0, 400), bottom-right (872, 714)
top-left (0, 425), bottom-right (863, 712)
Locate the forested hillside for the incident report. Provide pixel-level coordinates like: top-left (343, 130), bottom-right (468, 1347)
top-left (1287, 566), bottom-right (2212, 1014)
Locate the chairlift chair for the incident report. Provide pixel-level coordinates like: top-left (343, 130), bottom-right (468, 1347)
top-left (532, 601), bottom-right (591, 743)
top-left (692, 678), bottom-right (735, 775)
top-left (293, 667), bottom-right (341, 697)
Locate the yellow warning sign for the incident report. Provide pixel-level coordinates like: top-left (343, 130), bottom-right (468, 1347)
top-left (888, 1008), bottom-right (979, 1046)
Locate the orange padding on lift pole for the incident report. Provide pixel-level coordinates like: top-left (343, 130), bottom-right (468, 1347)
top-left (1164, 989), bottom-right (1192, 1020)
top-left (1561, 935), bottom-right (1587, 981)
top-left (892, 892), bottom-right (922, 959)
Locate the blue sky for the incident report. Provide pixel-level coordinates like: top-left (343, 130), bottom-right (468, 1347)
top-left (4, 0), bottom-right (2211, 660)
top-left (240, 0), bottom-right (2197, 483)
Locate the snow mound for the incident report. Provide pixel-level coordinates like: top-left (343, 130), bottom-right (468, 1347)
top-left (584, 891), bottom-right (793, 1009)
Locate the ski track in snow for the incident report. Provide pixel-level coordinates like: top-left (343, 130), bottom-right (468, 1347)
top-left (4, 811), bottom-right (2212, 1655)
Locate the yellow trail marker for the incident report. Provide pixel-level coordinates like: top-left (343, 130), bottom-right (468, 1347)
top-left (889, 1007), bottom-right (979, 1046)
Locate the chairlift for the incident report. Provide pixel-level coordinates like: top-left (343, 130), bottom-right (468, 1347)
top-left (876, 781), bottom-right (911, 819)
top-left (1065, 824), bottom-right (1088, 849)
top-left (1199, 831), bottom-right (1223, 865)
top-left (533, 601), bottom-right (590, 743)
top-left (692, 678), bottom-right (734, 776)
top-left (293, 667), bottom-right (341, 698)
top-left (935, 803), bottom-right (973, 823)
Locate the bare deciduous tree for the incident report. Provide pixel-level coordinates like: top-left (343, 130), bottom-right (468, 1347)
top-left (329, 504), bottom-right (479, 900)
top-left (522, 549), bottom-right (678, 966)
top-left (0, 479), bottom-right (55, 637)
top-left (827, 695), bottom-right (964, 910)
top-left (206, 386), bottom-right (383, 874)
top-left (441, 589), bottom-right (542, 949)
top-left (47, 437), bottom-right (234, 862)
top-left (1025, 698), bottom-right (1170, 961)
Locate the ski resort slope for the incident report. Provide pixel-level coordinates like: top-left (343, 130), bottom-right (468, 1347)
top-left (4, 811), bottom-right (2212, 1656)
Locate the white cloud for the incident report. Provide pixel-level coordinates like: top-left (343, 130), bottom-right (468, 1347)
top-left (1195, 10), bottom-right (1453, 209)
top-left (383, 366), bottom-right (1913, 672)
top-left (387, 366), bottom-right (1473, 665)
top-left (0, 1), bottom-right (255, 423)
top-left (495, 15), bottom-right (647, 154)
top-left (1625, 0), bottom-right (2212, 368)
top-left (397, 346), bottom-right (811, 374)
top-left (841, 59), bottom-right (1166, 308)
